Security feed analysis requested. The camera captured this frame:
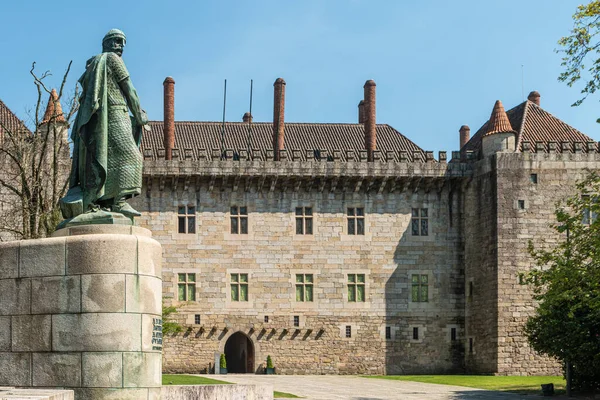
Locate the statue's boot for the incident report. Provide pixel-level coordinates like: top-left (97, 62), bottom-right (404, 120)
top-left (112, 201), bottom-right (142, 217)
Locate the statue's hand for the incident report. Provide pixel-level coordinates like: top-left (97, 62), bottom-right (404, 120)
top-left (138, 110), bottom-right (149, 126)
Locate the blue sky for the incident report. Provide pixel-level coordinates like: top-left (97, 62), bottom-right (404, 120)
top-left (0, 0), bottom-right (597, 154)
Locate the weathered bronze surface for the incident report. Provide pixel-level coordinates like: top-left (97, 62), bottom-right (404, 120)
top-left (60, 29), bottom-right (148, 227)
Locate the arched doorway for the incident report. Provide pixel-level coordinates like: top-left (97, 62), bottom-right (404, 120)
top-left (224, 332), bottom-right (254, 373)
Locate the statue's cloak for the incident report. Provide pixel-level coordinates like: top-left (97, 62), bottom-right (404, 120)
top-left (61, 54), bottom-right (109, 218)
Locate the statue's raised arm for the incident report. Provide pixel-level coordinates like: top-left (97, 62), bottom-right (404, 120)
top-left (60, 29), bottom-right (148, 227)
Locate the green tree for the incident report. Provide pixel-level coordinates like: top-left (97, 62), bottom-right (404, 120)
top-left (162, 302), bottom-right (183, 335)
top-left (558, 1), bottom-right (600, 111)
top-left (526, 171), bottom-right (600, 392)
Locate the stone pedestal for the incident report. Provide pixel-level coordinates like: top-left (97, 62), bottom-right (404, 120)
top-left (0, 225), bottom-right (163, 400)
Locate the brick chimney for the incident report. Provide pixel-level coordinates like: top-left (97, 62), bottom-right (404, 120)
top-left (358, 100), bottom-right (366, 123)
top-left (459, 125), bottom-right (470, 149)
top-left (527, 91), bottom-right (540, 106)
top-left (363, 80), bottom-right (376, 162)
top-left (243, 112), bottom-right (253, 123)
top-left (273, 78), bottom-right (286, 161)
top-left (163, 77), bottom-right (175, 160)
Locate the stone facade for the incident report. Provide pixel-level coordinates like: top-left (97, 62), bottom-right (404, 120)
top-left (2, 83), bottom-right (595, 377)
top-left (132, 87), bottom-right (598, 376)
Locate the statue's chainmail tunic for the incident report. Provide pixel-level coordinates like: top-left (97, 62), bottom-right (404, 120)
top-left (99, 53), bottom-right (142, 201)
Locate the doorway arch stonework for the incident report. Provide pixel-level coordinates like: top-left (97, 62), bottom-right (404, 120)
top-left (220, 330), bottom-right (261, 373)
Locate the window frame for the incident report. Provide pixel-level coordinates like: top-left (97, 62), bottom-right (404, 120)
top-left (582, 195), bottom-right (598, 225)
top-left (345, 325), bottom-right (352, 338)
top-left (411, 207), bottom-right (429, 236)
top-left (230, 205), bottom-right (249, 234)
top-left (295, 273), bottom-right (314, 302)
top-left (411, 274), bottom-right (429, 303)
top-left (177, 205), bottom-right (196, 234)
top-left (295, 206), bottom-right (314, 235)
top-left (177, 272), bottom-right (196, 302)
top-left (230, 273), bottom-right (249, 302)
top-left (347, 273), bottom-right (366, 303)
top-left (347, 207), bottom-right (365, 235)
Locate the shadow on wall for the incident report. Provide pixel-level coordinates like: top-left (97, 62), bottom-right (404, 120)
top-left (385, 189), bottom-right (465, 375)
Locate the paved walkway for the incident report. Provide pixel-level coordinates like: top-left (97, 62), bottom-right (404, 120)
top-left (203, 375), bottom-right (537, 400)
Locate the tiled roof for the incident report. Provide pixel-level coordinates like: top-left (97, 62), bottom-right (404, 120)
top-left (142, 121), bottom-right (426, 161)
top-left (462, 100), bottom-right (594, 154)
top-left (42, 89), bottom-right (66, 124)
top-left (0, 99), bottom-right (31, 136)
top-left (483, 100), bottom-right (515, 137)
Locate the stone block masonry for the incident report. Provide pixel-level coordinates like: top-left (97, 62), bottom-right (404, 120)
top-left (132, 161), bottom-right (466, 375)
top-left (0, 225), bottom-right (163, 400)
top-left (0, 387), bottom-right (74, 399)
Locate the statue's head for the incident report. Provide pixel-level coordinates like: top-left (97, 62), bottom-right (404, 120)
top-left (102, 29), bottom-right (126, 56)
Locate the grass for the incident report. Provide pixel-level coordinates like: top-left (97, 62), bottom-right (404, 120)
top-left (274, 390), bottom-right (302, 398)
top-left (362, 375), bottom-right (566, 395)
top-left (162, 374), bottom-right (302, 398)
top-left (162, 374), bottom-right (232, 385)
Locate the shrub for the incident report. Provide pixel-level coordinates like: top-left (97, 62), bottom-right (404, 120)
top-left (266, 355), bottom-right (274, 369)
top-left (220, 353), bottom-right (227, 369)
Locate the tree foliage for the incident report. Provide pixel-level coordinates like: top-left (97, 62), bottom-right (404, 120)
top-left (558, 1), bottom-right (600, 111)
top-left (162, 302), bottom-right (183, 335)
top-left (526, 171), bottom-right (600, 392)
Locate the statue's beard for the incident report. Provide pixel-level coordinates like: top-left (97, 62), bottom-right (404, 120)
top-left (103, 44), bottom-right (123, 56)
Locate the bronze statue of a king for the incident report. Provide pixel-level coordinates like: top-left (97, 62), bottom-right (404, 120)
top-left (60, 29), bottom-right (148, 226)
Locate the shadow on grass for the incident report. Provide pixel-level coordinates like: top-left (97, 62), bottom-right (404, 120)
top-left (349, 388), bottom-right (560, 399)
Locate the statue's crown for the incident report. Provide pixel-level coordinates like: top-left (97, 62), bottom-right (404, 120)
top-left (103, 29), bottom-right (126, 44)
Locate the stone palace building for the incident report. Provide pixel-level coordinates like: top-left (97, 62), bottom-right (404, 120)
top-left (2, 78), bottom-right (598, 376)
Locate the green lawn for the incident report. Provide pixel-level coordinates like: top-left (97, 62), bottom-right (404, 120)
top-left (162, 374), bottom-right (301, 398)
top-left (162, 374), bottom-right (232, 385)
top-left (274, 391), bottom-right (301, 398)
top-left (362, 375), bottom-right (565, 395)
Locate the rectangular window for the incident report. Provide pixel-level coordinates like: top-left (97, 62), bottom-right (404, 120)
top-left (345, 325), bottom-right (352, 338)
top-left (347, 274), bottom-right (366, 302)
top-left (530, 173), bottom-right (538, 184)
top-left (469, 337), bottom-right (474, 354)
top-left (295, 274), bottom-right (314, 302)
top-left (230, 273), bottom-right (249, 302)
top-left (518, 200), bottom-right (525, 210)
top-left (178, 205), bottom-right (196, 234)
top-left (468, 281), bottom-right (474, 299)
top-left (194, 314), bottom-right (201, 325)
top-left (385, 326), bottom-right (391, 340)
top-left (347, 207), bottom-right (365, 235)
top-left (411, 274), bottom-right (429, 302)
top-left (230, 206), bottom-right (248, 234)
top-left (293, 316), bottom-right (300, 327)
top-left (451, 327), bottom-right (457, 341)
top-left (177, 273), bottom-right (196, 301)
top-left (295, 207), bottom-right (313, 235)
top-left (411, 208), bottom-right (429, 236)
top-left (264, 316), bottom-right (269, 323)
top-left (582, 195), bottom-right (598, 225)
top-left (413, 327), bottom-right (419, 340)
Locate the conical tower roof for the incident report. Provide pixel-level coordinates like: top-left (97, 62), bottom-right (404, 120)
top-left (41, 89), bottom-right (65, 124)
top-left (483, 100), bottom-right (516, 137)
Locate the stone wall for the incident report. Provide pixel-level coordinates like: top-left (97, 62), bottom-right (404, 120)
top-left (464, 156), bottom-right (500, 373)
top-left (131, 173), bottom-right (465, 375)
top-left (492, 152), bottom-right (600, 375)
top-left (162, 384), bottom-right (272, 400)
top-left (0, 225), bottom-right (163, 399)
top-left (0, 387), bottom-right (74, 399)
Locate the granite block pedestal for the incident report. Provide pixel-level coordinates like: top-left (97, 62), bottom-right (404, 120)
top-left (0, 225), bottom-right (163, 400)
